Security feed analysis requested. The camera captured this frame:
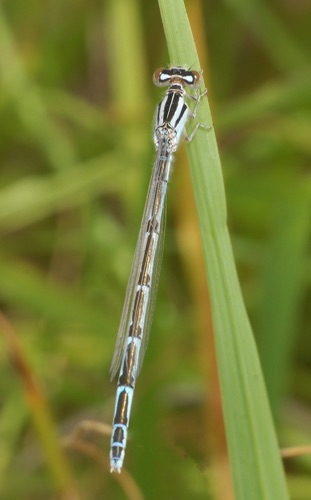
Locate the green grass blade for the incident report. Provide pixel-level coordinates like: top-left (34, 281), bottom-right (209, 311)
top-left (158, 1), bottom-right (289, 498)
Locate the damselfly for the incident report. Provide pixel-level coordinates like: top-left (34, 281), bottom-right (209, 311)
top-left (110, 67), bottom-right (207, 473)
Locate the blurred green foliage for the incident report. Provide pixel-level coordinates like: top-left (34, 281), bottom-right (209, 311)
top-left (0, 0), bottom-right (310, 499)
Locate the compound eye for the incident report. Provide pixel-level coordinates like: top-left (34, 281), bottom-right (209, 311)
top-left (153, 67), bottom-right (170, 87)
top-left (191, 71), bottom-right (201, 87)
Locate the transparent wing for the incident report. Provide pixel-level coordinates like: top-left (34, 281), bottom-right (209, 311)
top-left (109, 222), bottom-right (143, 380)
top-left (136, 195), bottom-right (167, 377)
top-left (109, 148), bottom-right (170, 380)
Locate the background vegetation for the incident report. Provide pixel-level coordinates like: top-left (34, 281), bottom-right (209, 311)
top-left (0, 0), bottom-right (310, 498)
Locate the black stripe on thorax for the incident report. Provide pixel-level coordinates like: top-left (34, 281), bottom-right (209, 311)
top-left (164, 92), bottom-right (186, 124)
